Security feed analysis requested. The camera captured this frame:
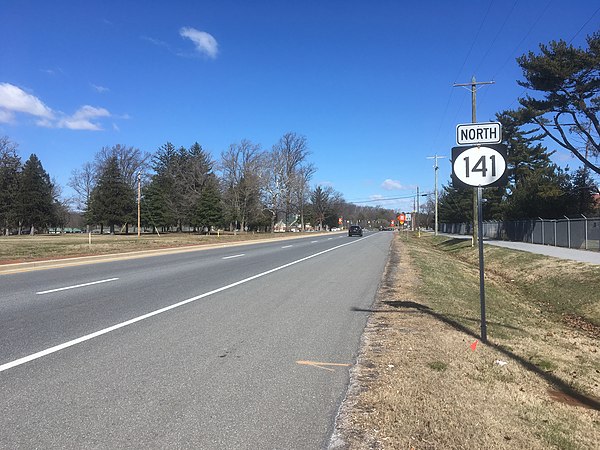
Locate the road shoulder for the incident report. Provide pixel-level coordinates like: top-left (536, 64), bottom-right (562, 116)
top-left (330, 235), bottom-right (600, 449)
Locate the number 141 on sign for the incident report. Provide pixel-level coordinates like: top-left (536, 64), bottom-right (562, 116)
top-left (451, 144), bottom-right (508, 188)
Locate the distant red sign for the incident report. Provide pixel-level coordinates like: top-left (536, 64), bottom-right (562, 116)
top-left (338, 217), bottom-right (343, 225)
top-left (397, 213), bottom-right (406, 225)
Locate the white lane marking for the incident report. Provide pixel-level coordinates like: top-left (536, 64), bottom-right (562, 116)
top-left (222, 254), bottom-right (245, 260)
top-left (0, 234), bottom-right (375, 373)
top-left (328, 238), bottom-right (333, 240)
top-left (281, 245), bottom-right (293, 248)
top-left (310, 240), bottom-right (319, 243)
top-left (36, 278), bottom-right (119, 295)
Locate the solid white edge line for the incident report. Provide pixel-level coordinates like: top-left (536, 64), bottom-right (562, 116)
top-left (222, 254), bottom-right (245, 260)
top-left (0, 234), bottom-right (375, 374)
top-left (36, 278), bottom-right (120, 295)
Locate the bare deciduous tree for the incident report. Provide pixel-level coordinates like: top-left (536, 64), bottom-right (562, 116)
top-left (68, 162), bottom-right (96, 212)
top-left (272, 132), bottom-right (311, 230)
top-left (94, 144), bottom-right (151, 190)
top-left (259, 150), bottom-right (286, 232)
top-left (220, 139), bottom-right (263, 231)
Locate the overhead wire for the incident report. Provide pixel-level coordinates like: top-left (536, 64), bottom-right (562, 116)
top-left (349, 192), bottom-right (433, 205)
top-left (568, 4), bottom-right (600, 44)
top-left (453, 0), bottom-right (494, 84)
top-left (431, 0), bottom-right (494, 152)
top-left (501, 1), bottom-right (597, 112)
top-left (479, 0), bottom-right (551, 112)
top-left (473, 0), bottom-right (520, 77)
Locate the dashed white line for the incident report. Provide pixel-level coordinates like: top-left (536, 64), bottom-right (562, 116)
top-left (1, 234), bottom-right (374, 374)
top-left (281, 245), bottom-right (293, 249)
top-left (310, 240), bottom-right (319, 243)
top-left (222, 254), bottom-right (245, 260)
top-left (36, 278), bottom-right (119, 295)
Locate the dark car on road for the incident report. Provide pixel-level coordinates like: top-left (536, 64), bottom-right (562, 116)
top-left (348, 225), bottom-right (363, 237)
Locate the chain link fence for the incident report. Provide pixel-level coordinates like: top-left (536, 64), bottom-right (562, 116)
top-left (440, 216), bottom-right (600, 251)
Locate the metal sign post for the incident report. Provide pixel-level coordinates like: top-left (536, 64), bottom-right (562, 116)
top-left (451, 143), bottom-right (507, 343)
top-left (477, 186), bottom-right (487, 342)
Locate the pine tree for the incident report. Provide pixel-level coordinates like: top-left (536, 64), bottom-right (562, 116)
top-left (438, 184), bottom-right (473, 223)
top-left (19, 154), bottom-right (55, 234)
top-left (567, 167), bottom-right (597, 216)
top-left (87, 156), bottom-right (136, 233)
top-left (0, 137), bottom-right (21, 235)
top-left (193, 176), bottom-right (223, 231)
top-left (497, 110), bottom-right (572, 219)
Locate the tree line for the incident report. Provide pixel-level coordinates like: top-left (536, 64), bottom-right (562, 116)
top-left (438, 31), bottom-right (599, 224)
top-left (0, 132), bottom-right (396, 236)
top-left (0, 137), bottom-right (70, 235)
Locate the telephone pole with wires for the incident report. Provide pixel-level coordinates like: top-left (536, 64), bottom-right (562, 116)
top-left (453, 76), bottom-right (494, 246)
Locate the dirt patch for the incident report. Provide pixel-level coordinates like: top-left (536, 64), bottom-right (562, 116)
top-left (562, 314), bottom-right (600, 338)
top-left (331, 235), bottom-right (600, 449)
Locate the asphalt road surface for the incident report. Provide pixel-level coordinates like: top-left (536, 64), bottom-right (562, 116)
top-left (0, 230), bottom-right (394, 449)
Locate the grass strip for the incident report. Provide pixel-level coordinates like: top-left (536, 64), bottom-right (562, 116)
top-left (332, 233), bottom-right (599, 449)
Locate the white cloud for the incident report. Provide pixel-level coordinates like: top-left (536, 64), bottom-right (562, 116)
top-left (58, 105), bottom-right (111, 131)
top-left (0, 109), bottom-right (15, 123)
top-left (41, 67), bottom-right (65, 76)
top-left (381, 179), bottom-right (406, 191)
top-left (180, 27), bottom-right (218, 58)
top-left (91, 83), bottom-right (110, 93)
top-left (317, 181), bottom-right (335, 188)
top-left (0, 82), bottom-right (113, 131)
top-left (0, 83), bottom-right (54, 119)
top-left (141, 35), bottom-right (171, 50)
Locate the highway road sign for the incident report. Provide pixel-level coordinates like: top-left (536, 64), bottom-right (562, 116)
top-left (456, 122), bottom-right (502, 146)
top-left (451, 144), bottom-right (508, 188)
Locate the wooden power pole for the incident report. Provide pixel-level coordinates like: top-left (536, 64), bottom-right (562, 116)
top-left (453, 76), bottom-right (494, 246)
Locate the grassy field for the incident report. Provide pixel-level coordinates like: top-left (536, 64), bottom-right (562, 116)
top-left (0, 232), bottom-right (314, 264)
top-left (333, 234), bottom-right (599, 449)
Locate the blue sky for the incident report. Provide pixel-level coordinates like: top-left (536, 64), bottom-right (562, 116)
top-left (1, 0), bottom-right (598, 213)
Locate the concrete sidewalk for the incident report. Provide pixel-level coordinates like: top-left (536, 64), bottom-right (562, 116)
top-left (439, 233), bottom-right (600, 265)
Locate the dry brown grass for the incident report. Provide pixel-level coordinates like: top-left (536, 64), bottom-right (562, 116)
top-left (0, 232), bottom-right (318, 264)
top-left (331, 234), bottom-right (600, 449)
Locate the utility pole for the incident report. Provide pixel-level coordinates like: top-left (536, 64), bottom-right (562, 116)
top-left (426, 154), bottom-right (446, 236)
top-left (412, 194), bottom-right (416, 231)
top-left (453, 76), bottom-right (494, 343)
top-left (416, 186), bottom-right (420, 236)
top-left (137, 172), bottom-right (141, 238)
top-left (453, 76), bottom-right (494, 246)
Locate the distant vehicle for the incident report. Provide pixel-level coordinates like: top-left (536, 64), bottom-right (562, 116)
top-left (348, 225), bottom-right (363, 237)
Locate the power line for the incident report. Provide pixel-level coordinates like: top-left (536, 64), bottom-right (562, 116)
top-left (500, 1), bottom-right (598, 112)
top-left (474, 0), bottom-right (520, 76)
top-left (349, 193), bottom-right (432, 204)
top-left (434, 0), bottom-right (493, 150)
top-left (453, 0), bottom-right (494, 84)
top-left (491, 0), bottom-right (552, 81)
top-left (568, 4), bottom-right (600, 44)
